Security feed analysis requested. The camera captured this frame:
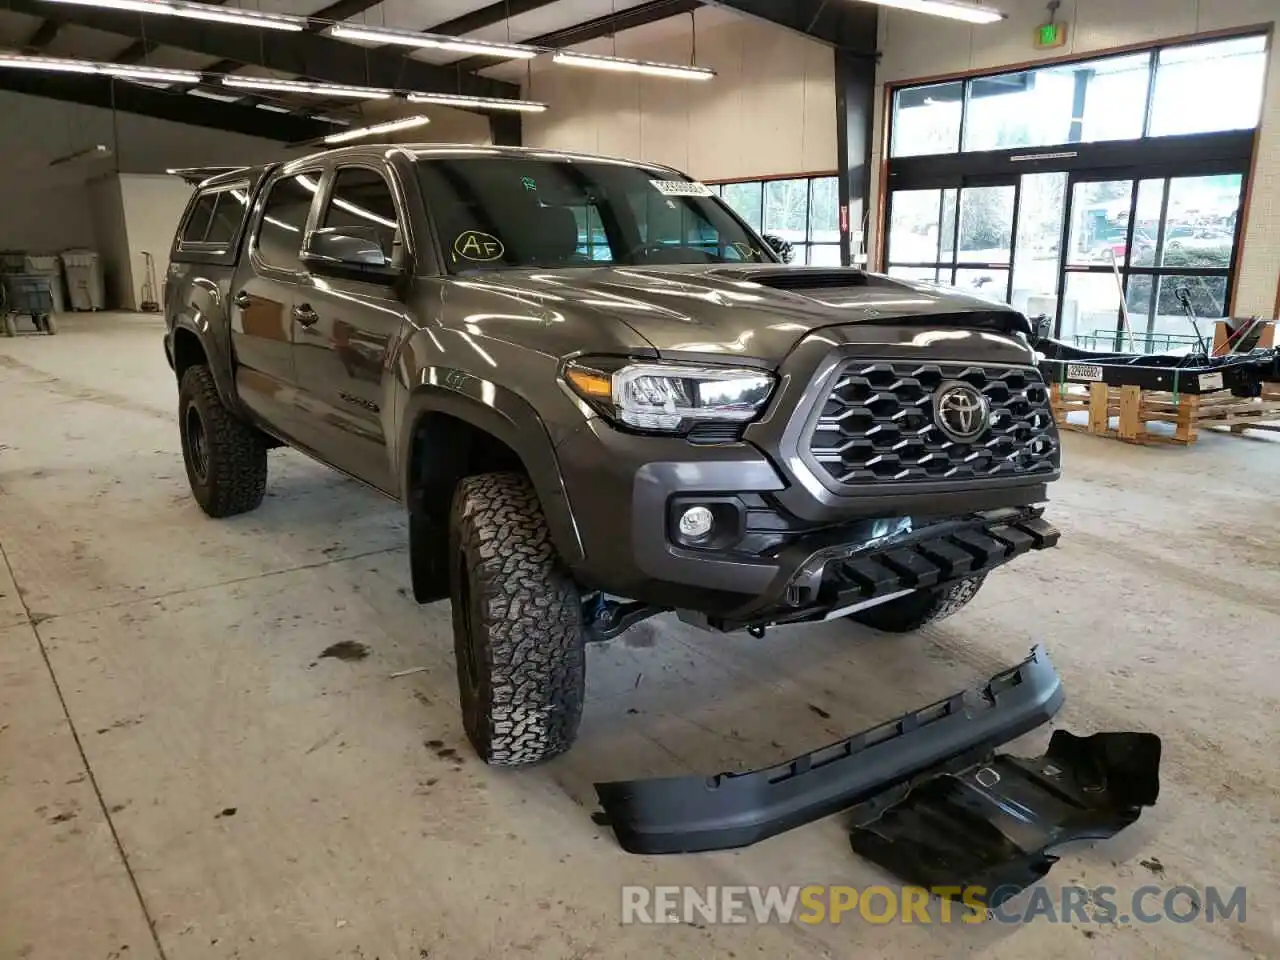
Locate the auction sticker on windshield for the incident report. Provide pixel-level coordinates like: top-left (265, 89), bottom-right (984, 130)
top-left (650, 180), bottom-right (714, 198)
top-left (454, 231), bottom-right (505, 262)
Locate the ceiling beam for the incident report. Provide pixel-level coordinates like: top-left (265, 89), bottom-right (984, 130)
top-left (0, 69), bottom-right (332, 141)
top-left (428, 0), bottom-right (559, 36)
top-left (21, 16), bottom-right (63, 49)
top-left (703, 0), bottom-right (878, 53)
top-left (306, 0), bottom-right (381, 30)
top-left (113, 0), bottom-right (228, 63)
top-left (113, 39), bottom-right (158, 63)
top-left (451, 0), bottom-right (700, 72)
top-left (4, 0), bottom-right (522, 107)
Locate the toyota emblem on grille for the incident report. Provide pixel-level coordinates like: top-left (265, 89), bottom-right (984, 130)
top-left (933, 381), bottom-right (990, 443)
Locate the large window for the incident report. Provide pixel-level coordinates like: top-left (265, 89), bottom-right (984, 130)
top-left (711, 175), bottom-right (841, 265)
top-left (889, 34), bottom-right (1267, 161)
top-left (883, 32), bottom-right (1266, 347)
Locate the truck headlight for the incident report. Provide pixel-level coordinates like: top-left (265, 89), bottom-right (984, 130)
top-left (564, 360), bottom-right (776, 434)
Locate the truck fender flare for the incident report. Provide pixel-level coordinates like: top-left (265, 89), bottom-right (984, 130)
top-left (398, 375), bottom-right (585, 566)
top-left (169, 284), bottom-right (240, 414)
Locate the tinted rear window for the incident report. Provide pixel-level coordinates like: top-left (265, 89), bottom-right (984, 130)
top-left (180, 185), bottom-right (250, 246)
top-left (181, 192), bottom-right (218, 243)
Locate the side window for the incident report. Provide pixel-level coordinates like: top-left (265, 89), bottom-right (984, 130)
top-left (204, 190), bottom-right (249, 246)
top-left (255, 174), bottom-right (316, 272)
top-left (320, 167), bottom-right (402, 264)
top-left (180, 192), bottom-right (219, 243)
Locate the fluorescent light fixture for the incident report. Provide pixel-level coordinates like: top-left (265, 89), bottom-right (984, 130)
top-left (327, 23), bottom-right (539, 59)
top-left (255, 102), bottom-right (292, 113)
top-left (0, 53), bottom-right (100, 74)
top-left (222, 75), bottom-right (392, 99)
top-left (100, 63), bottom-right (201, 83)
top-left (187, 88), bottom-right (243, 102)
top-left (551, 50), bottom-right (714, 81)
top-left (406, 91), bottom-right (546, 112)
top-left (855, 0), bottom-right (1005, 24)
top-left (0, 53), bottom-right (199, 84)
top-left (44, 0), bottom-right (305, 30)
top-left (323, 114), bottom-right (431, 144)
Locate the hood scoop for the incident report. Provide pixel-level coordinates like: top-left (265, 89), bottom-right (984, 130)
top-left (708, 266), bottom-right (871, 292)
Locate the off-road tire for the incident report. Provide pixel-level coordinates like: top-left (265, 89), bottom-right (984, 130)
top-left (1, 313), bottom-right (15, 337)
top-left (41, 314), bottom-right (57, 335)
top-left (449, 471), bottom-right (585, 766)
top-left (847, 576), bottom-right (986, 633)
top-left (178, 364), bottom-right (268, 518)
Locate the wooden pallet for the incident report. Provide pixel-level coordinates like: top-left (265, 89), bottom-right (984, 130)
top-left (1050, 382), bottom-right (1280, 445)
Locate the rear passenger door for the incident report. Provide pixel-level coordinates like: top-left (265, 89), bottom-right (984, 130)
top-left (290, 163), bottom-right (410, 494)
top-left (230, 169), bottom-right (322, 440)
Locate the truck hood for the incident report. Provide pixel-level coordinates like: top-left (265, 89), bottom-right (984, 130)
top-left (458, 265), bottom-right (1030, 365)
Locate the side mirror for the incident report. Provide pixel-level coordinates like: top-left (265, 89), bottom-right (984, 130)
top-left (761, 233), bottom-right (796, 264)
top-left (302, 226), bottom-right (399, 282)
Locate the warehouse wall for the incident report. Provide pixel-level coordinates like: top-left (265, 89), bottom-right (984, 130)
top-left (0, 90), bottom-right (286, 260)
top-left (520, 6), bottom-right (837, 182)
top-left (87, 175), bottom-right (131, 311)
top-left (869, 0), bottom-right (1280, 318)
top-left (0, 90), bottom-right (490, 284)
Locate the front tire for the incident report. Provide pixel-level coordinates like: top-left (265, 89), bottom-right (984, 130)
top-left (178, 365), bottom-right (268, 518)
top-left (449, 472), bottom-right (585, 766)
top-left (847, 576), bottom-right (986, 633)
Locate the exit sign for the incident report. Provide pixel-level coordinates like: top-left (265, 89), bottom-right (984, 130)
top-left (1035, 22), bottom-right (1068, 49)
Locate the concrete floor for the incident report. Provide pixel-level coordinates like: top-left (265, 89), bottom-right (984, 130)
top-left (1, 313), bottom-right (1278, 959)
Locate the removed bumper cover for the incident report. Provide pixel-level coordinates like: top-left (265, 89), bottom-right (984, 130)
top-left (848, 730), bottom-right (1162, 907)
top-left (595, 645), bottom-right (1064, 855)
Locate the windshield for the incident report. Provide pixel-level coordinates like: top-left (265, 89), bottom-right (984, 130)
top-left (416, 156), bottom-right (775, 271)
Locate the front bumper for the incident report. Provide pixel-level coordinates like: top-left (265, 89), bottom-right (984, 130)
top-left (555, 419), bottom-right (1057, 624)
top-left (595, 645), bottom-right (1064, 854)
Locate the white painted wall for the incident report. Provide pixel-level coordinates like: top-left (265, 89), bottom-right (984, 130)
top-left (519, 5), bottom-right (837, 181)
top-left (117, 175), bottom-right (198, 311)
top-left (870, 0), bottom-right (1280, 317)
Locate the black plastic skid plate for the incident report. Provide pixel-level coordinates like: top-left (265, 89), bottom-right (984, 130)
top-left (595, 645), bottom-right (1064, 855)
top-left (848, 730), bottom-right (1162, 907)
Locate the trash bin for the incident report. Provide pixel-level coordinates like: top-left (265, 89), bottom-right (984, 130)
top-left (23, 254), bottom-right (66, 314)
top-left (60, 248), bottom-right (105, 311)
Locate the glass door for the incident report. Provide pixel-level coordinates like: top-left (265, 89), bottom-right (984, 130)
top-left (1057, 171), bottom-right (1244, 350)
top-left (885, 176), bottom-right (1019, 301)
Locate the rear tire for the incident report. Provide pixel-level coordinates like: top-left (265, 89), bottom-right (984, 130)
top-left (178, 365), bottom-right (268, 518)
top-left (2, 314), bottom-right (14, 337)
top-left (42, 314), bottom-right (57, 335)
top-left (449, 471), bottom-right (585, 766)
top-left (847, 576), bottom-right (986, 633)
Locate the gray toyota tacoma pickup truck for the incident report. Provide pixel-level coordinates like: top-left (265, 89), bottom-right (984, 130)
top-left (164, 144), bottom-right (1061, 767)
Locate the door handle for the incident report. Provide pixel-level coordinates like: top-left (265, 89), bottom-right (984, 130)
top-left (232, 290), bottom-right (251, 310)
top-left (292, 303), bottom-right (319, 327)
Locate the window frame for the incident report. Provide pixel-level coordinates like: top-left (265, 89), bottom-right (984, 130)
top-left (312, 162), bottom-right (412, 271)
top-left (881, 29), bottom-right (1267, 321)
top-left (172, 179), bottom-right (254, 266)
top-left (888, 30), bottom-right (1270, 163)
top-left (707, 173), bottom-right (842, 266)
top-left (248, 164), bottom-right (329, 278)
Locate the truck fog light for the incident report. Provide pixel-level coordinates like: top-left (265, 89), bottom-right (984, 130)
top-left (678, 505), bottom-right (715, 541)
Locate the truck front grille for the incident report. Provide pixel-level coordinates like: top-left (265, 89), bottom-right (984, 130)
top-left (808, 361), bottom-right (1058, 486)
